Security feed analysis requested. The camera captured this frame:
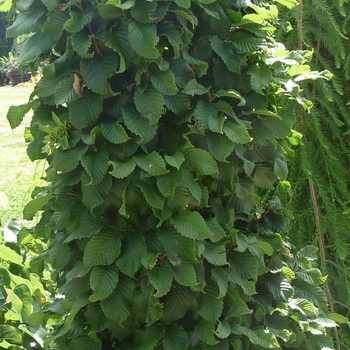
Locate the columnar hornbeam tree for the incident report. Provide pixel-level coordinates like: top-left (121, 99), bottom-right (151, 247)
top-left (4, 0), bottom-right (344, 348)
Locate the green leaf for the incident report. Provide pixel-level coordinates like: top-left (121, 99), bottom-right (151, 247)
top-left (158, 227), bottom-right (197, 264)
top-left (81, 55), bottom-right (119, 95)
top-left (232, 325), bottom-right (280, 348)
top-left (122, 103), bottom-right (157, 143)
top-left (207, 133), bottom-right (234, 162)
top-left (164, 152), bottom-right (185, 170)
top-left (110, 158), bottom-right (136, 179)
top-left (182, 147), bottom-right (218, 175)
top-left (138, 181), bottom-right (165, 209)
top-left (7, 102), bottom-right (35, 129)
top-left (288, 298), bottom-right (318, 317)
top-left (128, 20), bottom-right (159, 59)
top-left (48, 233), bottom-right (70, 269)
top-left (71, 31), bottom-right (93, 58)
top-left (195, 320), bottom-right (219, 345)
top-left (69, 93), bottom-right (103, 129)
top-left (0, 325), bottom-right (22, 346)
top-left (0, 246), bottom-right (22, 265)
top-left (248, 65), bottom-right (272, 94)
top-left (170, 260), bottom-right (197, 287)
top-left (150, 67), bottom-right (178, 95)
top-left (101, 122), bottom-right (130, 145)
top-left (227, 287), bottom-right (252, 318)
top-left (273, 0), bottom-right (298, 9)
top-left (134, 151), bottom-right (168, 176)
top-left (19, 31), bottom-right (56, 63)
top-left (198, 282), bottom-right (223, 322)
top-left (171, 211), bottom-right (212, 240)
top-left (116, 235), bottom-right (147, 277)
top-left (182, 78), bottom-right (210, 95)
top-left (134, 87), bottom-right (164, 125)
top-left (81, 148), bottom-right (109, 184)
top-left (140, 324), bottom-right (165, 350)
top-left (295, 268), bottom-right (327, 285)
top-left (182, 169), bottom-right (202, 201)
top-left (164, 94), bottom-right (190, 115)
top-left (6, 8), bottom-right (46, 37)
top-left (203, 242), bottom-right (228, 266)
top-left (81, 173), bottom-right (112, 210)
top-left (54, 75), bottom-right (79, 105)
top-left (162, 324), bottom-right (188, 350)
top-left (89, 265), bottom-right (119, 302)
top-left (23, 195), bottom-right (53, 221)
top-left (156, 168), bottom-right (183, 198)
top-left (223, 121), bottom-right (252, 144)
top-left (149, 264), bottom-right (173, 297)
top-left (274, 158), bottom-right (288, 180)
top-left (209, 36), bottom-right (240, 73)
top-left (100, 276), bottom-right (133, 323)
top-left (211, 268), bottom-right (228, 298)
top-left (141, 252), bottom-right (159, 269)
top-left (253, 163), bottom-right (277, 190)
top-left (83, 229), bottom-right (121, 267)
top-left (64, 11), bottom-right (94, 33)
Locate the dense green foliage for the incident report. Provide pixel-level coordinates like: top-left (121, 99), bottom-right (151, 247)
top-left (2, 0), bottom-right (347, 349)
top-left (277, 0), bottom-right (350, 347)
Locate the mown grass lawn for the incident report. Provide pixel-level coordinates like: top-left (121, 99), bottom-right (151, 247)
top-left (0, 83), bottom-right (44, 225)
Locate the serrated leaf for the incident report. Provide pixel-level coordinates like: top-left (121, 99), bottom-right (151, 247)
top-left (72, 31), bottom-right (93, 58)
top-left (171, 211), bottom-right (212, 240)
top-left (48, 233), bottom-right (70, 269)
top-left (164, 152), bottom-right (185, 170)
top-left (211, 268), bottom-right (228, 298)
top-left (156, 169), bottom-right (183, 198)
top-left (122, 103), bottom-right (157, 143)
top-left (207, 133), bottom-right (234, 162)
top-left (248, 65), bottom-right (272, 94)
top-left (207, 218), bottom-right (226, 242)
top-left (158, 227), bottom-right (197, 264)
top-left (195, 320), bottom-right (219, 345)
top-left (101, 122), bottom-right (130, 145)
top-left (170, 260), bottom-right (197, 286)
top-left (182, 147), bottom-right (218, 175)
top-left (149, 264), bottom-right (173, 297)
top-left (162, 324), bottom-right (188, 350)
top-left (128, 20), bottom-right (159, 59)
top-left (23, 195), bottom-right (53, 221)
top-left (141, 252), bottom-right (159, 269)
top-left (274, 158), bottom-right (288, 180)
top-left (100, 276), bottom-right (133, 323)
top-left (64, 11), bottom-right (94, 33)
top-left (89, 265), bottom-right (119, 302)
top-left (81, 148), bottom-right (109, 184)
top-left (223, 121), bottom-right (251, 144)
top-left (110, 159), bottom-right (136, 179)
top-left (182, 78), bottom-right (210, 95)
top-left (134, 151), bottom-right (168, 176)
top-left (116, 235), bottom-right (147, 277)
top-left (253, 163), bottom-right (277, 190)
top-left (288, 298), bottom-right (318, 317)
top-left (54, 75), bottom-right (79, 105)
top-left (227, 287), bottom-right (252, 318)
top-left (194, 100), bottom-right (217, 134)
top-left (198, 282), bottom-right (223, 322)
top-left (203, 242), bottom-right (228, 266)
top-left (232, 325), bottom-right (280, 348)
top-left (69, 93), bottom-right (103, 129)
top-left (164, 93), bottom-right (190, 115)
top-left (7, 101), bottom-right (36, 129)
top-left (209, 36), bottom-right (240, 73)
top-left (81, 55), bottom-right (119, 95)
top-left (81, 173), bottom-right (112, 210)
top-left (134, 87), bottom-right (164, 124)
top-left (83, 230), bottom-right (121, 267)
top-left (0, 246), bottom-right (22, 265)
top-left (150, 67), bottom-right (178, 95)
top-left (139, 324), bottom-right (165, 350)
top-left (138, 181), bottom-right (165, 209)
